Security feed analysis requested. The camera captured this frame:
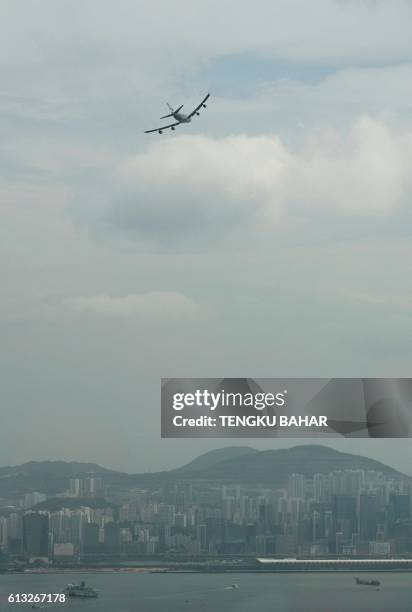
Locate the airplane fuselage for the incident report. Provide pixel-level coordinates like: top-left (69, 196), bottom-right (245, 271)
top-left (144, 93), bottom-right (209, 134)
top-left (174, 112), bottom-right (191, 123)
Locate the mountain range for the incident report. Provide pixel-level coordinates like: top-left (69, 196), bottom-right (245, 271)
top-left (0, 445), bottom-right (408, 498)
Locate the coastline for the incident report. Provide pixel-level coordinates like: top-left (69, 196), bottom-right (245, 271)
top-left (2, 567), bottom-right (412, 575)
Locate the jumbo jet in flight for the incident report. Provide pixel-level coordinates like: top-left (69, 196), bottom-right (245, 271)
top-left (144, 94), bottom-right (210, 134)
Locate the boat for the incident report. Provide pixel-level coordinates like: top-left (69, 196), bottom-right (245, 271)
top-left (355, 577), bottom-right (380, 587)
top-left (64, 581), bottom-right (98, 598)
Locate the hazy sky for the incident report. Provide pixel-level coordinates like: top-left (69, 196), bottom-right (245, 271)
top-left (1, 1), bottom-right (412, 474)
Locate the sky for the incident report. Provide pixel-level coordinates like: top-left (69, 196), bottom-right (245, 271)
top-left (1, 0), bottom-right (412, 475)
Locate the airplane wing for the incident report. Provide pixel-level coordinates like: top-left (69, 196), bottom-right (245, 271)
top-left (144, 122), bottom-right (180, 134)
top-left (187, 93), bottom-right (210, 119)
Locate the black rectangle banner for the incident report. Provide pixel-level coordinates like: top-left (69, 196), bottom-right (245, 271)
top-left (161, 378), bottom-right (412, 438)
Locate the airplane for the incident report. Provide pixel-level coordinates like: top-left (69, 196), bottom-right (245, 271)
top-left (145, 93), bottom-right (210, 134)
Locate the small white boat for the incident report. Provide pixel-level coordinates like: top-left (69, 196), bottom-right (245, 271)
top-left (64, 581), bottom-right (98, 598)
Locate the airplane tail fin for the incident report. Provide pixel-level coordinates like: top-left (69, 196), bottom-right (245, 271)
top-left (161, 102), bottom-right (183, 119)
top-left (160, 102), bottom-right (177, 119)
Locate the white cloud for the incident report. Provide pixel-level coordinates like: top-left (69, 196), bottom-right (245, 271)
top-left (104, 116), bottom-right (412, 244)
top-left (292, 116), bottom-right (410, 213)
top-left (109, 133), bottom-right (291, 241)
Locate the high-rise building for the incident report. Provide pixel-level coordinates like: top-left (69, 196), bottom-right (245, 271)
top-left (313, 474), bottom-right (328, 503)
top-left (197, 524), bottom-right (208, 551)
top-left (389, 493), bottom-right (410, 521)
top-left (0, 517), bottom-right (7, 550)
top-left (5, 513), bottom-right (22, 554)
top-left (288, 474), bottom-right (306, 500)
top-left (332, 494), bottom-right (357, 545)
top-left (69, 476), bottom-right (104, 497)
top-left (69, 478), bottom-right (82, 497)
top-left (83, 476), bottom-right (104, 497)
top-left (359, 494), bottom-right (378, 541)
top-left (83, 522), bottom-right (100, 554)
top-left (23, 512), bottom-right (49, 559)
top-left (174, 513), bottom-right (187, 529)
top-left (104, 522), bottom-right (120, 553)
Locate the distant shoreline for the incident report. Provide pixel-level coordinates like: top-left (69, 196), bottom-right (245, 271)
top-left (3, 567), bottom-right (412, 575)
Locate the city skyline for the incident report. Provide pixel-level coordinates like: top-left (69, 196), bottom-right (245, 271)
top-left (2, 2), bottom-right (412, 609)
top-left (2, 458), bottom-right (411, 564)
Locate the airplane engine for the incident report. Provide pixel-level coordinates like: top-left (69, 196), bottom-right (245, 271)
top-left (145, 95), bottom-right (209, 134)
